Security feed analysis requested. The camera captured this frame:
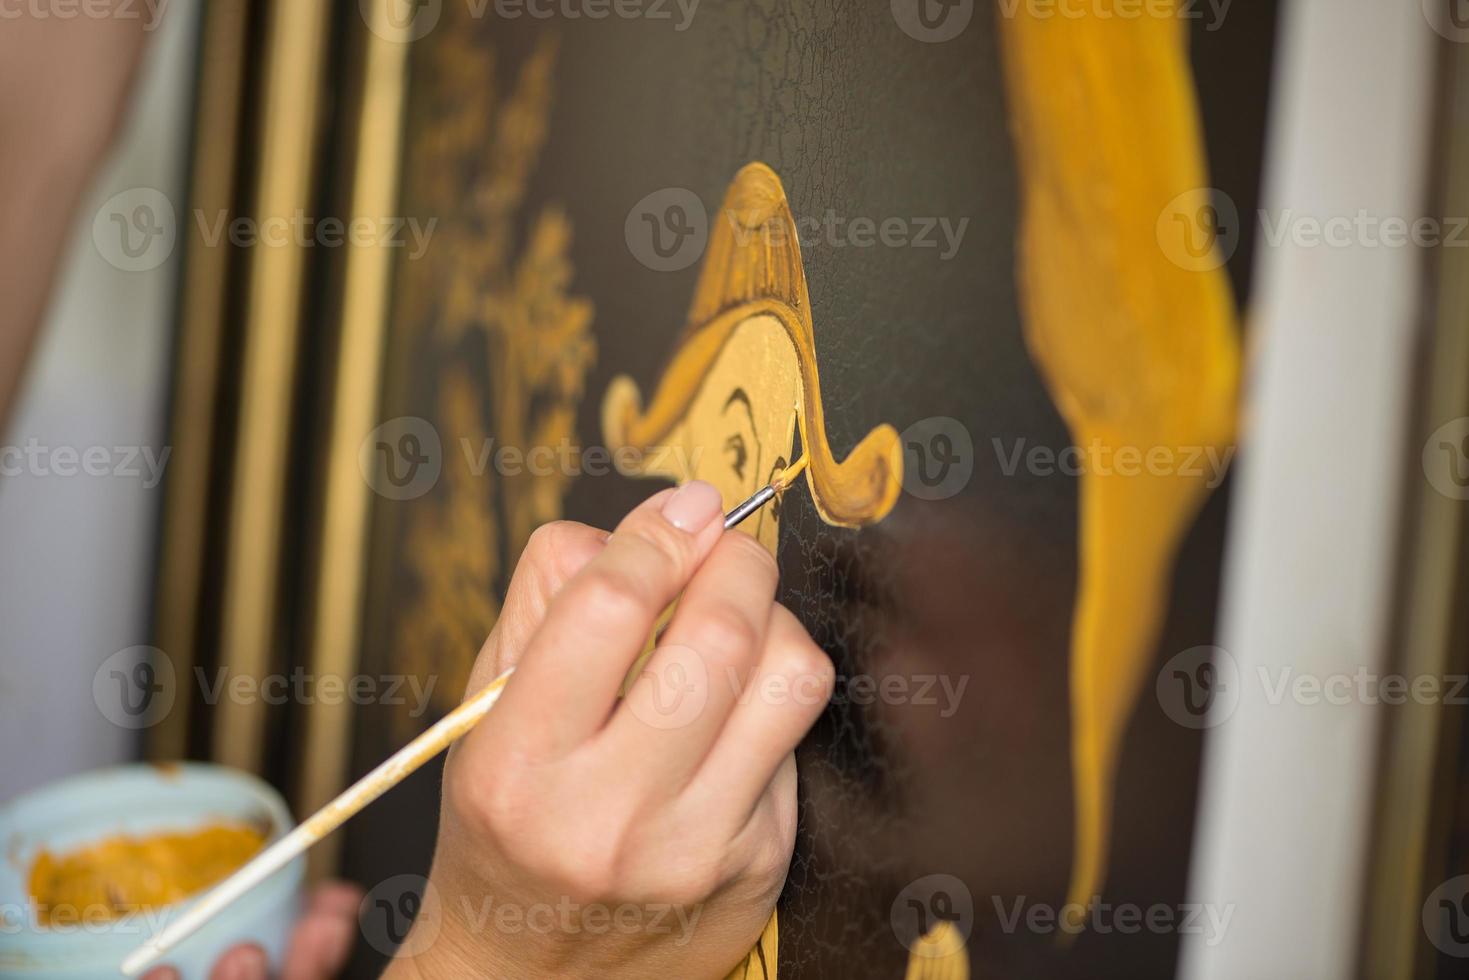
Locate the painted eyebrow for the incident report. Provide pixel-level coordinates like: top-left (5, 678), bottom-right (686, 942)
top-left (723, 387), bottom-right (753, 415)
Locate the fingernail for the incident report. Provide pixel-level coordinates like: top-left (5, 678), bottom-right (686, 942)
top-left (661, 480), bottom-right (723, 531)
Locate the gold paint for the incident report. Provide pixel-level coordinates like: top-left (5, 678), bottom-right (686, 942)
top-left (724, 908), bottom-right (778, 980)
top-left (28, 824), bottom-right (266, 926)
top-left (296, 0), bottom-right (414, 878)
top-left (603, 163), bottom-right (903, 530)
top-left (602, 163), bottom-right (902, 980)
top-left (393, 32), bottom-right (595, 732)
top-left (998, 2), bottom-right (1240, 916)
top-left (213, 0), bottom-right (332, 773)
top-left (902, 922), bottom-right (970, 980)
top-left (395, 368), bottom-right (502, 717)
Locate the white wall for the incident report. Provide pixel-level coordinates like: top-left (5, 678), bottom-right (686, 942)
top-left (0, 0), bottom-right (200, 802)
top-left (1179, 1), bottom-right (1435, 977)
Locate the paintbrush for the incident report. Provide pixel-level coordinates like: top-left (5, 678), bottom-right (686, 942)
top-left (121, 462), bottom-right (806, 977)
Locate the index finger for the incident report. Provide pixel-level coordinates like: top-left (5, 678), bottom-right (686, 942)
top-left (475, 481), bottom-right (727, 759)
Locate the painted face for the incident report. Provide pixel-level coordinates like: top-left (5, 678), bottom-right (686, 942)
top-left (648, 314), bottom-right (800, 554)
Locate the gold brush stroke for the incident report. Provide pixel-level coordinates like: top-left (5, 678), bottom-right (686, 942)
top-left (998, 3), bottom-right (1240, 921)
top-left (602, 162), bottom-right (903, 528)
top-left (148, 0), bottom-right (251, 761)
top-left (213, 0), bottom-right (333, 773)
top-left (604, 163), bottom-right (902, 979)
top-left (295, 0), bottom-right (412, 879)
top-left (902, 922), bottom-right (970, 980)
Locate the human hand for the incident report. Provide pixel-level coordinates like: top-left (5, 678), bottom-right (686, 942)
top-left (387, 482), bottom-right (834, 979)
top-left (143, 881), bottom-right (362, 980)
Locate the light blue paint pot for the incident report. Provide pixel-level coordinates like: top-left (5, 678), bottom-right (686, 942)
top-left (0, 763), bottom-right (303, 979)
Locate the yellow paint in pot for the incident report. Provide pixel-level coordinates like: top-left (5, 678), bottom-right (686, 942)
top-left (28, 824), bottom-right (267, 927)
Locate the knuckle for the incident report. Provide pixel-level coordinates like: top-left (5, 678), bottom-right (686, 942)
top-left (781, 639), bottom-right (835, 697)
top-left (448, 761), bottom-right (525, 843)
top-left (685, 604), bottom-right (760, 666)
top-left (549, 844), bottom-right (620, 905)
top-left (744, 830), bottom-right (793, 887)
top-left (525, 520), bottom-right (604, 584)
top-left (577, 568), bottom-right (650, 629)
top-left (655, 861), bottom-right (722, 908)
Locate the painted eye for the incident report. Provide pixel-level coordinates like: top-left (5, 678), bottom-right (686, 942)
top-left (724, 434), bottom-right (748, 480)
